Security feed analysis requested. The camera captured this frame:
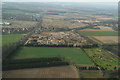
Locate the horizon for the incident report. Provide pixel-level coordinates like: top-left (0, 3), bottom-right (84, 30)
top-left (2, 0), bottom-right (119, 2)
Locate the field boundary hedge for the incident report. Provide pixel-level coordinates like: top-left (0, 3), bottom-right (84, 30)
top-left (25, 44), bottom-right (99, 48)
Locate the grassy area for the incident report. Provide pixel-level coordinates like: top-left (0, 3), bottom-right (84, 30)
top-left (84, 48), bottom-right (119, 70)
top-left (10, 47), bottom-right (94, 65)
top-left (1, 34), bottom-right (25, 46)
top-left (78, 31), bottom-right (118, 36)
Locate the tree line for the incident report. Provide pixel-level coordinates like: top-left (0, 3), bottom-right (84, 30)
top-left (3, 57), bottom-right (69, 71)
top-left (25, 43), bottom-right (98, 48)
top-left (76, 66), bottom-right (99, 70)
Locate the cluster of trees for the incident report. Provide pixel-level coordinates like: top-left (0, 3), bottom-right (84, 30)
top-left (72, 25), bottom-right (100, 31)
top-left (3, 57), bottom-right (69, 70)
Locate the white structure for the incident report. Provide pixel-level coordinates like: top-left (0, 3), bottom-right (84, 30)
top-left (0, 22), bottom-right (11, 25)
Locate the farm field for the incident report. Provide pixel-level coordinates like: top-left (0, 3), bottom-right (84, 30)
top-left (79, 70), bottom-right (118, 78)
top-left (84, 48), bottom-right (119, 70)
top-left (89, 36), bottom-right (118, 44)
top-left (10, 47), bottom-right (94, 65)
top-left (79, 70), bottom-right (105, 78)
top-left (80, 29), bottom-right (104, 31)
top-left (1, 34), bottom-right (25, 46)
top-left (43, 18), bottom-right (88, 29)
top-left (3, 65), bottom-right (79, 78)
top-left (3, 10), bottom-right (25, 15)
top-left (78, 31), bottom-right (118, 36)
top-left (95, 26), bottom-right (114, 31)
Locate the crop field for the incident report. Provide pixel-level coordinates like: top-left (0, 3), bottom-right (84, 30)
top-left (79, 70), bottom-right (104, 78)
top-left (1, 34), bottom-right (25, 46)
top-left (43, 18), bottom-right (87, 29)
top-left (94, 16), bottom-right (117, 21)
top-left (95, 26), bottom-right (114, 31)
top-left (3, 65), bottom-right (79, 78)
top-left (78, 31), bottom-right (118, 36)
top-left (43, 13), bottom-right (88, 29)
top-left (79, 70), bottom-right (119, 78)
top-left (84, 48), bottom-right (119, 70)
top-left (89, 36), bottom-right (118, 44)
top-left (80, 29), bottom-right (103, 31)
top-left (10, 47), bottom-right (94, 65)
top-left (3, 9), bottom-right (38, 15)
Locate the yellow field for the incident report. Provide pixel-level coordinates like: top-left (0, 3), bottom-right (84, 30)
top-left (91, 36), bottom-right (118, 44)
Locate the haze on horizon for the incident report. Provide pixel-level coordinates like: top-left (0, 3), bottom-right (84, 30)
top-left (3, 0), bottom-right (119, 2)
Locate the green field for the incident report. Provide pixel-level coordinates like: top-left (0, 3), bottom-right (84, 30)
top-left (10, 47), bottom-right (94, 65)
top-left (1, 34), bottom-right (25, 46)
top-left (84, 48), bottom-right (119, 70)
top-left (78, 31), bottom-right (118, 36)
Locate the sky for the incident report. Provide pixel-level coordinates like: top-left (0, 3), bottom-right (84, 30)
top-left (3, 0), bottom-right (119, 2)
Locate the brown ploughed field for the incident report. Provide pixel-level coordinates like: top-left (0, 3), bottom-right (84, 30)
top-left (3, 66), bottom-right (79, 78)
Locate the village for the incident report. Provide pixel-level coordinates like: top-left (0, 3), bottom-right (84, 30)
top-left (73, 19), bottom-right (117, 27)
top-left (25, 31), bottom-right (88, 46)
top-left (2, 27), bottom-right (35, 34)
